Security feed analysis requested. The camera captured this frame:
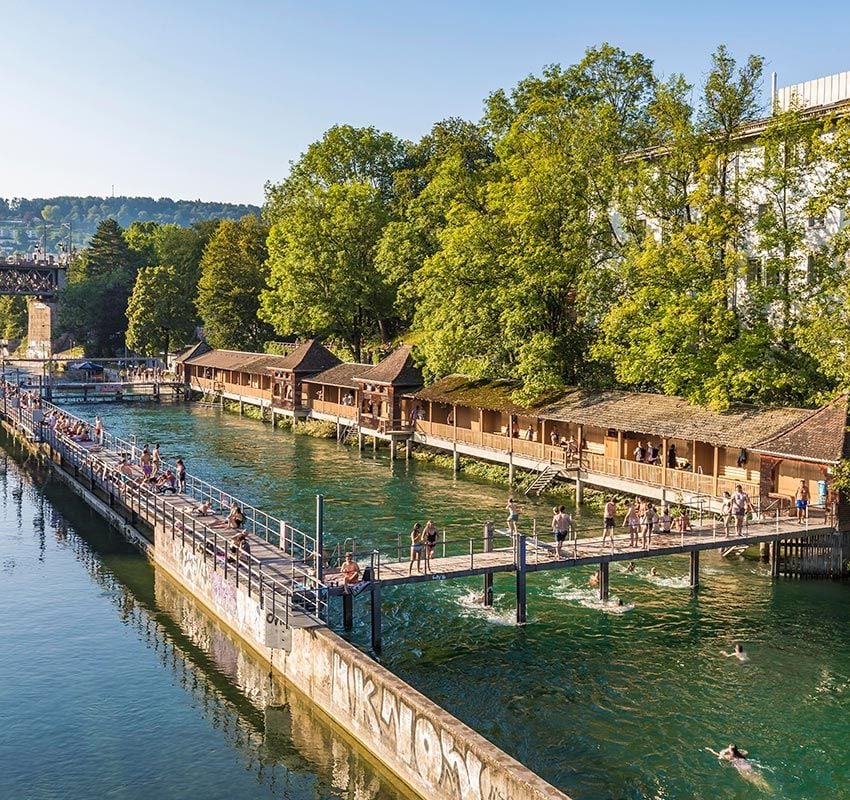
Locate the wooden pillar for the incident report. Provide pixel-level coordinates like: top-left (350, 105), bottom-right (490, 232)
top-left (342, 592), bottom-right (353, 631)
top-left (598, 562), bottom-right (609, 601)
top-left (577, 424), bottom-right (584, 457)
top-left (575, 474), bottom-right (584, 505)
top-left (239, 396), bottom-right (243, 415)
top-left (508, 451), bottom-right (515, 485)
top-left (483, 522), bottom-right (494, 606)
top-left (770, 539), bottom-right (780, 578)
top-left (452, 443), bottom-right (460, 473)
top-left (370, 583), bottom-right (382, 652)
top-left (516, 534), bottom-right (527, 624)
top-left (662, 437), bottom-right (668, 487)
top-left (358, 431), bottom-right (364, 451)
top-left (712, 446), bottom-right (719, 496)
top-left (617, 431), bottom-right (623, 476)
top-left (690, 550), bottom-right (700, 594)
top-left (389, 438), bottom-right (396, 462)
top-left (405, 438), bottom-right (411, 461)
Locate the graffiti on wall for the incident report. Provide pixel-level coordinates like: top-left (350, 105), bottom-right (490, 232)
top-left (330, 652), bottom-right (512, 800)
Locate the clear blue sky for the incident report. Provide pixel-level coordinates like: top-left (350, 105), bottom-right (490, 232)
top-left (2, 0), bottom-right (848, 206)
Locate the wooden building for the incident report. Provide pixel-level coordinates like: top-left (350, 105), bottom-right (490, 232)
top-left (267, 339), bottom-right (340, 414)
top-left (354, 346), bottom-right (423, 433)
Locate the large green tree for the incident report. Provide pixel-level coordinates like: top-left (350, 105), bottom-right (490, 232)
top-left (197, 216), bottom-right (273, 350)
top-left (261, 125), bottom-right (407, 361)
top-left (125, 264), bottom-right (195, 356)
top-left (58, 218), bottom-right (139, 355)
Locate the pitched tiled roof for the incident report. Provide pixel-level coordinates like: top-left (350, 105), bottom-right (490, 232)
top-left (184, 349), bottom-right (294, 373)
top-left (273, 339), bottom-right (341, 374)
top-left (304, 362), bottom-right (372, 389)
top-left (539, 389), bottom-right (813, 449)
top-left (751, 395), bottom-right (848, 464)
top-left (174, 340), bottom-right (211, 363)
top-left (359, 345), bottom-right (423, 387)
top-left (410, 375), bottom-right (531, 415)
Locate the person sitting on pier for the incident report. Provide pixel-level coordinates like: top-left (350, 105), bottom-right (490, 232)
top-left (227, 504), bottom-right (245, 530)
top-left (659, 505), bottom-right (672, 534)
top-left (675, 508), bottom-right (692, 533)
top-left (341, 552), bottom-right (361, 594)
top-left (229, 531), bottom-right (251, 560)
top-left (193, 499), bottom-right (213, 516)
top-left (155, 469), bottom-right (177, 494)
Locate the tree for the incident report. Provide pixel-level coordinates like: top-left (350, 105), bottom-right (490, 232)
top-left (262, 125), bottom-right (407, 361)
top-left (409, 45), bottom-right (657, 400)
top-left (126, 264), bottom-right (195, 356)
top-left (197, 216), bottom-right (273, 350)
top-left (58, 218), bottom-right (138, 355)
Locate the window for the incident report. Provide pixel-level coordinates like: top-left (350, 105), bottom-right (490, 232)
top-left (746, 257), bottom-right (763, 285)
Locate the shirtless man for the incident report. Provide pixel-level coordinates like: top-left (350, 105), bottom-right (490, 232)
top-left (341, 552), bottom-right (361, 594)
top-left (140, 445), bottom-right (152, 480)
top-left (603, 499), bottom-right (617, 547)
top-left (795, 480), bottom-right (810, 523)
top-left (623, 501), bottom-right (639, 547)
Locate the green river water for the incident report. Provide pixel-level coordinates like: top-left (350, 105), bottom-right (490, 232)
top-left (2, 400), bottom-right (850, 799)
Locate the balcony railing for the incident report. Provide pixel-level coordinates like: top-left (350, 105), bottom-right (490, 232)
top-left (415, 420), bottom-right (758, 498)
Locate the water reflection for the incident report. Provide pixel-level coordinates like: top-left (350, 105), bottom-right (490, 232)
top-left (0, 442), bottom-right (415, 800)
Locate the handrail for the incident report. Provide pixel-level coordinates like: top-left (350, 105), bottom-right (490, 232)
top-left (2, 393), bottom-right (327, 624)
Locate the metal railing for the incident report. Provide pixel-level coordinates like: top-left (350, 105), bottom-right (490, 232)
top-left (3, 395), bottom-right (327, 625)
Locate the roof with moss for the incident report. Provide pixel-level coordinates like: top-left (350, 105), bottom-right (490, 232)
top-left (410, 375), bottom-right (534, 415)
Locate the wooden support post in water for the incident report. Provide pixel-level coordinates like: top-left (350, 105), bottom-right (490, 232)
top-left (483, 522), bottom-right (494, 606)
top-left (370, 583), bottom-right (382, 651)
top-left (516, 534), bottom-right (527, 624)
top-left (598, 562), bottom-right (609, 601)
top-left (342, 592), bottom-right (353, 631)
top-left (690, 550), bottom-right (700, 594)
top-left (453, 443), bottom-right (460, 474)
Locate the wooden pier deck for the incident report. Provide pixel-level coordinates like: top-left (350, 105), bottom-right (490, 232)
top-left (350, 519), bottom-right (834, 589)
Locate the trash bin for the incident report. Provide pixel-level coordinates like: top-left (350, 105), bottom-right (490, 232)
top-left (817, 480), bottom-right (828, 506)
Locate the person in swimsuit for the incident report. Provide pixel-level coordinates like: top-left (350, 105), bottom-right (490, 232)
top-left (408, 523), bottom-right (424, 575)
top-left (227, 504), bottom-right (245, 530)
top-left (623, 501), bottom-right (640, 547)
top-left (795, 480), bottom-right (810, 523)
top-left (506, 498), bottom-right (520, 534)
top-left (708, 744), bottom-right (769, 790)
top-left (423, 520), bottom-right (438, 572)
top-left (193, 500), bottom-right (213, 516)
top-left (603, 499), bottom-right (617, 544)
top-left (140, 445), bottom-right (152, 479)
top-left (721, 644), bottom-right (749, 661)
top-left (341, 552), bottom-right (360, 593)
top-left (175, 458), bottom-right (187, 493)
top-left (553, 505), bottom-right (572, 558)
top-left (720, 491), bottom-right (733, 536)
top-left (643, 503), bottom-right (657, 549)
top-left (151, 443), bottom-right (162, 477)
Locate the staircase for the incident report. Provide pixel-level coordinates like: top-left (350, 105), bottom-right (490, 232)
top-left (338, 419), bottom-right (358, 443)
top-left (524, 463), bottom-right (562, 496)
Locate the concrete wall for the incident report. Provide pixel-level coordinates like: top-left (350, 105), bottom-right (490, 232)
top-left (26, 298), bottom-right (56, 359)
top-left (152, 523), bottom-right (568, 800)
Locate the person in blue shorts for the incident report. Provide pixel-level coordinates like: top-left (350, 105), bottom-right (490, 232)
top-left (795, 480), bottom-right (810, 523)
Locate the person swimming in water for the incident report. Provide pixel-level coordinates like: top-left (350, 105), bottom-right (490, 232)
top-left (650, 567), bottom-right (658, 577)
top-left (721, 644), bottom-right (749, 661)
top-left (707, 744), bottom-right (769, 790)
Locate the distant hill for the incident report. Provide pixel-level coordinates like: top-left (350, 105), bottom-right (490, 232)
top-left (0, 195), bottom-right (261, 254)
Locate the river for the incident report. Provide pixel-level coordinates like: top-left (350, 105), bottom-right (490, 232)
top-left (4, 400), bottom-right (850, 799)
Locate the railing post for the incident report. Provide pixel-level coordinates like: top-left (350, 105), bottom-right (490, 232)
top-left (315, 494), bottom-right (324, 583)
top-left (483, 522), bottom-right (494, 606)
top-left (469, 538), bottom-right (474, 569)
top-left (516, 534), bottom-right (527, 625)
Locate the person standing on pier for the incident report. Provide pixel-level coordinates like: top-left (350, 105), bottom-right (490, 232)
top-left (720, 491), bottom-right (733, 536)
top-left (795, 480), bottom-right (810, 523)
top-left (423, 520), bottom-right (438, 572)
top-left (603, 498), bottom-right (617, 545)
top-left (94, 415), bottom-right (103, 445)
top-left (731, 484), bottom-right (753, 535)
top-left (622, 501), bottom-right (639, 547)
top-left (409, 523), bottom-right (425, 574)
top-left (552, 506), bottom-right (572, 559)
top-left (140, 445), bottom-right (153, 480)
top-left (151, 443), bottom-right (162, 477)
top-left (506, 498), bottom-right (521, 534)
top-left (175, 458), bottom-right (187, 492)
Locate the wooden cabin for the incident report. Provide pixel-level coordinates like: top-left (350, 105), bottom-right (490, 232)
top-left (267, 339), bottom-right (340, 413)
top-left (355, 346), bottom-right (423, 433)
top-left (182, 348), bottom-right (293, 404)
top-left (302, 363), bottom-right (372, 421)
top-left (410, 375), bottom-right (848, 510)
